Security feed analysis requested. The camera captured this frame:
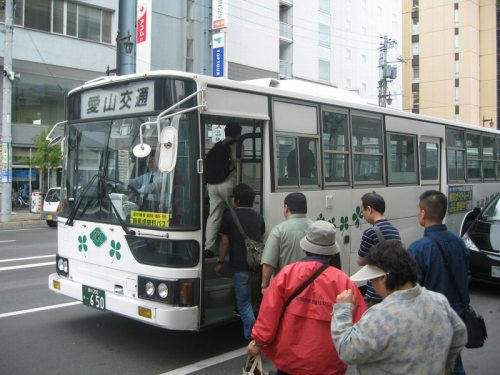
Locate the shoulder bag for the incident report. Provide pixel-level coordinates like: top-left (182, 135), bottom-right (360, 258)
top-left (228, 207), bottom-right (264, 272)
top-left (427, 235), bottom-right (487, 349)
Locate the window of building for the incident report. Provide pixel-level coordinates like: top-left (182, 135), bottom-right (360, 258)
top-left (412, 41), bottom-right (419, 55)
top-left (412, 91), bottom-right (419, 110)
top-left (412, 17), bottom-right (419, 35)
top-left (455, 60), bottom-right (460, 78)
top-left (346, 78), bottom-right (351, 88)
top-left (466, 132), bottom-right (481, 180)
top-left (12, 72), bottom-right (83, 126)
top-left (351, 114), bottom-right (384, 183)
top-left (413, 0), bottom-right (419, 8)
top-left (319, 0), bottom-right (330, 14)
top-left (25, 0), bottom-right (51, 32)
top-left (276, 136), bottom-right (319, 187)
top-left (412, 66), bottom-right (419, 83)
top-left (13, 0), bottom-right (113, 44)
top-left (362, 82), bottom-right (367, 92)
top-left (455, 87), bottom-right (460, 105)
top-left (322, 110), bottom-right (349, 184)
top-left (420, 141), bottom-right (439, 181)
top-left (482, 135), bottom-right (496, 179)
top-left (52, 0), bottom-right (64, 34)
top-left (454, 34), bottom-right (460, 52)
top-left (454, 8), bottom-right (459, 26)
top-left (362, 54), bottom-right (367, 64)
top-left (446, 128), bottom-right (465, 181)
top-left (319, 24), bottom-right (331, 47)
top-left (319, 59), bottom-right (330, 82)
top-left (387, 133), bottom-right (418, 184)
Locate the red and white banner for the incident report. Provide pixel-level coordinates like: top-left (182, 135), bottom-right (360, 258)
top-left (212, 0), bottom-right (228, 29)
top-left (136, 0), bottom-right (152, 72)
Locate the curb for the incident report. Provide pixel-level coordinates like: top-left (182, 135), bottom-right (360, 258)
top-left (0, 220), bottom-right (50, 230)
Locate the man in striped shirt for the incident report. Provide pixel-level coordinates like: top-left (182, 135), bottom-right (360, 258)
top-left (356, 192), bottom-right (401, 307)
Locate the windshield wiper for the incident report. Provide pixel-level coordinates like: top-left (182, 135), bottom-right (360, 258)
top-left (65, 173), bottom-right (99, 226)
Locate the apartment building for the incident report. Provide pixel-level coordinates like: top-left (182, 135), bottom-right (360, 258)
top-left (402, 0), bottom-right (498, 128)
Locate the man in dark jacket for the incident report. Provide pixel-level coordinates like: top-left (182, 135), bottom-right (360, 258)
top-left (214, 183), bottom-right (265, 340)
top-left (409, 190), bottom-right (470, 375)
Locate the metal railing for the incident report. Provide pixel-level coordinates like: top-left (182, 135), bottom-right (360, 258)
top-left (280, 21), bottom-right (293, 41)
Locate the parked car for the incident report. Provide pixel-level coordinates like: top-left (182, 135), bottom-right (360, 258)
top-left (41, 187), bottom-right (60, 227)
top-left (460, 193), bottom-right (500, 284)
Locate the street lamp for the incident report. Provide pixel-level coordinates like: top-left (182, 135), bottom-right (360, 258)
top-left (116, 31), bottom-right (134, 54)
top-left (482, 116), bottom-right (494, 127)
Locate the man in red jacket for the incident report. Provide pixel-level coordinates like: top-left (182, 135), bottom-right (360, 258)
top-left (248, 221), bottom-right (366, 375)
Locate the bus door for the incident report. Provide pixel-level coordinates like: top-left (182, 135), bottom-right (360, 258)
top-left (200, 117), bottom-right (263, 326)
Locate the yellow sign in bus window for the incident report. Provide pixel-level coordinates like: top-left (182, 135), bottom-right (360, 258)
top-left (130, 211), bottom-right (170, 228)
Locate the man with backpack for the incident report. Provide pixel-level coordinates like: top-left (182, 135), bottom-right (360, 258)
top-left (214, 183), bottom-right (265, 340)
top-left (204, 123), bottom-right (242, 253)
top-left (356, 192), bottom-right (401, 307)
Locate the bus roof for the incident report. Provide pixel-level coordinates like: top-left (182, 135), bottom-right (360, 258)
top-left (71, 70), bottom-right (500, 136)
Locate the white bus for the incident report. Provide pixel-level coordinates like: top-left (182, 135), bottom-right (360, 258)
top-left (48, 71), bottom-right (500, 330)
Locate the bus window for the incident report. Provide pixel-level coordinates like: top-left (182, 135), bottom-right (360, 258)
top-left (482, 134), bottom-right (496, 180)
top-left (322, 110), bottom-right (350, 185)
top-left (351, 114), bottom-right (384, 184)
top-left (420, 141), bottom-right (439, 182)
top-left (276, 136), bottom-right (319, 187)
top-left (387, 133), bottom-right (418, 184)
top-left (446, 127), bottom-right (465, 181)
top-left (466, 132), bottom-right (481, 180)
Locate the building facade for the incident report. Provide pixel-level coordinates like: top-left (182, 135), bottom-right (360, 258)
top-left (0, 0), bottom-right (118, 200)
top-left (402, 0), bottom-right (498, 128)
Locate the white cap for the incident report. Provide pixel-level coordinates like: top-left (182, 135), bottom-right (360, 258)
top-left (350, 264), bottom-right (387, 282)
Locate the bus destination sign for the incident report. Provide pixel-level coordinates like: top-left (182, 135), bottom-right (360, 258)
top-left (80, 80), bottom-right (155, 119)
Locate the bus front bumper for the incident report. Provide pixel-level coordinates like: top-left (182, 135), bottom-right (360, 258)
top-left (48, 273), bottom-right (199, 330)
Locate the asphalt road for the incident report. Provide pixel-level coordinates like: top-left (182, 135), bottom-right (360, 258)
top-left (0, 227), bottom-right (498, 375)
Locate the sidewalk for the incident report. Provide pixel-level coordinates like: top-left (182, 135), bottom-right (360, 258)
top-left (0, 209), bottom-right (47, 230)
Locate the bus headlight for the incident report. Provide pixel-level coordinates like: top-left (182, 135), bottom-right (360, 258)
top-left (56, 255), bottom-right (69, 276)
top-left (145, 281), bottom-right (155, 296)
top-left (157, 283), bottom-right (168, 299)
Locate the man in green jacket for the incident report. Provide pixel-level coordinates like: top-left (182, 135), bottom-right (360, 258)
top-left (260, 192), bottom-right (312, 293)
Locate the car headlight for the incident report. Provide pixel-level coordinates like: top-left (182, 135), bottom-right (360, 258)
top-left (145, 281), bottom-right (155, 296)
top-left (462, 233), bottom-right (480, 252)
top-left (157, 283), bottom-right (168, 299)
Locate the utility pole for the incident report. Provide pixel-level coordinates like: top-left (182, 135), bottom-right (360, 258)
top-left (116, 0), bottom-right (136, 76)
top-left (378, 35), bottom-right (398, 107)
top-left (1, 0), bottom-right (14, 222)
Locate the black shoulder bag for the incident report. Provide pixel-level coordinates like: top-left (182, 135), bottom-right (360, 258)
top-left (228, 207), bottom-right (264, 272)
top-left (427, 235), bottom-right (487, 349)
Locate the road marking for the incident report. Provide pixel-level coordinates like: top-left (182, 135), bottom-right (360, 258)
top-left (0, 254), bottom-right (54, 263)
top-left (0, 227), bottom-right (46, 232)
top-left (160, 346), bottom-right (247, 375)
top-left (0, 301), bottom-right (81, 319)
top-left (0, 261), bottom-right (55, 271)
top-left (0, 240), bottom-right (16, 243)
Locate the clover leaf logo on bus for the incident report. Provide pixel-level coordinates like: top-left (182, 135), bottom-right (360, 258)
top-left (339, 216), bottom-right (349, 232)
top-left (78, 235), bottom-right (88, 252)
top-left (109, 240), bottom-right (122, 261)
top-left (352, 206), bottom-right (363, 228)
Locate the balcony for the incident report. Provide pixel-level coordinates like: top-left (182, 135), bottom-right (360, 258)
top-left (279, 60), bottom-right (292, 78)
top-left (279, 22), bottom-right (293, 43)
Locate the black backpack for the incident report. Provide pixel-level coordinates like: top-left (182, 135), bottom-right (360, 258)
top-left (204, 140), bottom-right (234, 184)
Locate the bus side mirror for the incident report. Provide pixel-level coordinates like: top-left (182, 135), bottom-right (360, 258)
top-left (158, 126), bottom-right (178, 173)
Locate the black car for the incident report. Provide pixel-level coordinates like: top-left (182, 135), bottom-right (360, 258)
top-left (460, 193), bottom-right (500, 284)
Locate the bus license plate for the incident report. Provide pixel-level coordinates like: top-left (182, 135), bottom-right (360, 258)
top-left (82, 285), bottom-right (106, 311)
top-left (492, 266), bottom-right (500, 279)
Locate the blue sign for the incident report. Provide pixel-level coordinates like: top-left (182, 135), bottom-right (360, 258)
top-left (212, 46), bottom-right (224, 78)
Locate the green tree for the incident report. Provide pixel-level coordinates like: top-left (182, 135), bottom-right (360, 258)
top-left (31, 131), bottom-right (62, 193)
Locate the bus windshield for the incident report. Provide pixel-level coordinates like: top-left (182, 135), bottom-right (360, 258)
top-left (61, 112), bottom-right (200, 230)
